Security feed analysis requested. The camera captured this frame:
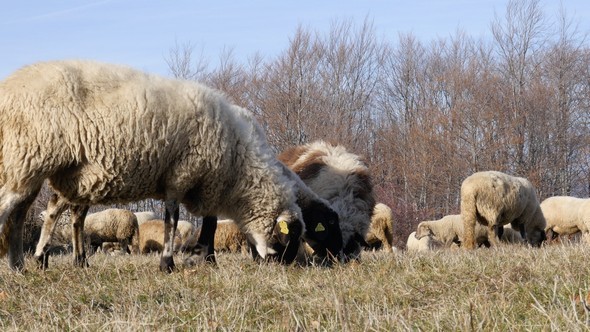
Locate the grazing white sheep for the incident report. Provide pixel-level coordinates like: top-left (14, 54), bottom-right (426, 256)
top-left (541, 196), bottom-right (590, 244)
top-left (278, 140), bottom-right (376, 262)
top-left (460, 171), bottom-right (546, 249)
top-left (183, 160), bottom-right (345, 266)
top-left (134, 211), bottom-right (159, 225)
top-left (406, 231), bottom-right (440, 252)
top-left (35, 203), bottom-right (140, 262)
top-left (364, 203), bottom-right (395, 252)
top-left (0, 60), bottom-right (303, 272)
top-left (82, 208), bottom-right (140, 255)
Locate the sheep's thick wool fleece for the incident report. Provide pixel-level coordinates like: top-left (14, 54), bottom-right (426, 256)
top-left (279, 141), bottom-right (375, 246)
top-left (0, 60), bottom-right (296, 233)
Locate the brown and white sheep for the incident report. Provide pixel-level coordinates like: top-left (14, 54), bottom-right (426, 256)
top-left (0, 60), bottom-right (303, 271)
top-left (541, 196), bottom-right (590, 244)
top-left (460, 171), bottom-right (546, 249)
top-left (364, 203), bottom-right (395, 252)
top-left (278, 140), bottom-right (375, 262)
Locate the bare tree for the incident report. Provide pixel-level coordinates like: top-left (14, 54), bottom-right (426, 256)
top-left (491, 0), bottom-right (548, 175)
top-left (164, 39), bottom-right (209, 80)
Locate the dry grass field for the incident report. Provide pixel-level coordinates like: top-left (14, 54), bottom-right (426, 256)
top-left (1, 244), bottom-right (589, 331)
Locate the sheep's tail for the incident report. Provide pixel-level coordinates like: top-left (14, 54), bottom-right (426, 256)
top-left (383, 218), bottom-right (395, 252)
top-left (460, 184), bottom-right (478, 250)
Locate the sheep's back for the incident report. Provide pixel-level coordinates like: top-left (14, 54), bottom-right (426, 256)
top-left (84, 209), bottom-right (137, 241)
top-left (1, 60), bottom-right (241, 207)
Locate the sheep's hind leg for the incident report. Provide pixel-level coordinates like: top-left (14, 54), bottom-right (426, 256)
top-left (184, 216), bottom-right (217, 267)
top-left (7, 194), bottom-right (37, 271)
top-left (33, 194), bottom-right (70, 269)
top-left (160, 199), bottom-right (179, 273)
top-left (0, 187), bottom-right (40, 271)
top-left (70, 205), bottom-right (89, 267)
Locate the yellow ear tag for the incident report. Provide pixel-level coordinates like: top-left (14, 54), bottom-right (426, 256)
top-left (315, 223), bottom-right (325, 232)
top-left (279, 220), bottom-right (289, 234)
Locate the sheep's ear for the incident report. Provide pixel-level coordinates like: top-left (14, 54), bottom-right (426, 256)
top-left (274, 216), bottom-right (292, 246)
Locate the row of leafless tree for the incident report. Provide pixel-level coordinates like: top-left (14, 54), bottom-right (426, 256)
top-left (164, 1), bottom-right (590, 242)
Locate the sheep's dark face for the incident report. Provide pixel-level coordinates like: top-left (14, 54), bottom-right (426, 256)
top-left (526, 227), bottom-right (547, 247)
top-left (341, 233), bottom-right (366, 262)
top-left (262, 213), bottom-right (304, 264)
top-left (300, 200), bottom-right (342, 262)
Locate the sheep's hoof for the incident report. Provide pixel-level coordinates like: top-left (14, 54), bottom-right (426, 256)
top-left (35, 254), bottom-right (49, 270)
top-left (205, 254), bottom-right (216, 264)
top-left (183, 252), bottom-right (216, 268)
top-left (73, 258), bottom-right (89, 268)
top-left (160, 256), bottom-right (175, 273)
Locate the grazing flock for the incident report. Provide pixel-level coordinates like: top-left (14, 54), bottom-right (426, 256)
top-left (0, 60), bottom-right (587, 273)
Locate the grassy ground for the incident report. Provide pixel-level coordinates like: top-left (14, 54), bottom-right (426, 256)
top-left (1, 244), bottom-right (589, 331)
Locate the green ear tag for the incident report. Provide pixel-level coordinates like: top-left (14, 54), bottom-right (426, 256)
top-left (315, 223), bottom-right (325, 232)
top-left (279, 220), bottom-right (289, 234)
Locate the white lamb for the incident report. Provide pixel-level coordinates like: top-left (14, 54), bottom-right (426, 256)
top-left (415, 214), bottom-right (488, 247)
top-left (415, 214), bottom-right (523, 248)
top-left (0, 60), bottom-right (303, 272)
top-left (406, 231), bottom-right (440, 252)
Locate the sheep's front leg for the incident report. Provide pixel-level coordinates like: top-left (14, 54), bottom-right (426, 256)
top-left (70, 205), bottom-right (89, 267)
top-left (488, 225), bottom-right (501, 247)
top-left (160, 199), bottom-right (179, 273)
top-left (34, 194), bottom-right (69, 269)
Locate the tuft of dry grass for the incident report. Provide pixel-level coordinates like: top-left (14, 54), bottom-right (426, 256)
top-left (1, 244), bottom-right (590, 331)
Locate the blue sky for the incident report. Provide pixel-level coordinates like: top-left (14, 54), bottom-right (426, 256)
top-left (1, 1), bottom-right (589, 79)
